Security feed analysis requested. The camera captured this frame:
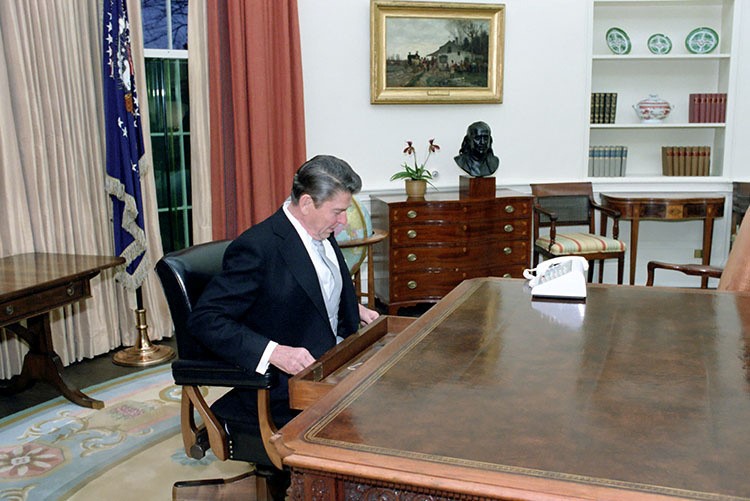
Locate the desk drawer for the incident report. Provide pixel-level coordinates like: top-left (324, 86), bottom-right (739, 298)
top-left (391, 200), bottom-right (530, 224)
top-left (391, 265), bottom-right (525, 302)
top-left (392, 240), bottom-right (529, 272)
top-left (0, 279), bottom-right (89, 326)
top-left (288, 315), bottom-right (414, 410)
top-left (390, 219), bottom-right (529, 247)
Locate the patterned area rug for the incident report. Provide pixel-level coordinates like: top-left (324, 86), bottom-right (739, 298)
top-left (0, 365), bottom-right (250, 500)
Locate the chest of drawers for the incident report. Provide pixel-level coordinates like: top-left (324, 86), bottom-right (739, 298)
top-left (370, 190), bottom-right (532, 314)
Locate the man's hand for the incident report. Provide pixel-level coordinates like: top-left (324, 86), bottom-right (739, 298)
top-left (358, 303), bottom-right (380, 325)
top-left (269, 345), bottom-right (316, 375)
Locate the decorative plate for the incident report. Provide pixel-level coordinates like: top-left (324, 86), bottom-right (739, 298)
top-left (685, 27), bottom-right (719, 54)
top-left (647, 33), bottom-right (672, 54)
top-left (606, 27), bottom-right (631, 55)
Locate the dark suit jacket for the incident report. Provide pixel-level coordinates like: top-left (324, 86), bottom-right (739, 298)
top-left (188, 207), bottom-right (360, 424)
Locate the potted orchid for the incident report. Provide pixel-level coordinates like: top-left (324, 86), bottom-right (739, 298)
top-left (390, 139), bottom-right (440, 197)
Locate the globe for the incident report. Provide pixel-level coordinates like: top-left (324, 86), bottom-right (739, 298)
top-left (335, 197), bottom-right (373, 273)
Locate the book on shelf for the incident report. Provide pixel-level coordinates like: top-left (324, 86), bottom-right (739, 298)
top-left (588, 145), bottom-right (627, 177)
top-left (661, 146), bottom-right (710, 176)
top-left (688, 93), bottom-right (726, 123)
top-left (590, 92), bottom-right (617, 124)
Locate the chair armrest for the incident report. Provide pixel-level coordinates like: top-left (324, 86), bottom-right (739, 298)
top-left (591, 201), bottom-right (621, 220)
top-left (533, 204), bottom-right (558, 245)
top-left (172, 359), bottom-right (276, 389)
top-left (533, 203), bottom-right (558, 221)
top-left (646, 261), bottom-right (724, 286)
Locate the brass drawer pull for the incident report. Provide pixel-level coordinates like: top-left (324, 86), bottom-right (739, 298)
top-left (407, 253), bottom-right (417, 262)
top-left (503, 273), bottom-right (512, 278)
top-left (505, 205), bottom-right (515, 214)
top-left (4, 305), bottom-right (14, 316)
top-left (504, 224), bottom-right (514, 233)
top-left (407, 210), bottom-right (417, 219)
top-left (503, 247), bottom-right (512, 255)
top-left (407, 230), bottom-right (417, 239)
top-left (407, 280), bottom-right (417, 289)
top-left (66, 286), bottom-right (76, 297)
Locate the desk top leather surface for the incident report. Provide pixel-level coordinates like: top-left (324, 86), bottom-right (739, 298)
top-left (0, 253), bottom-right (124, 299)
top-left (276, 278), bottom-right (750, 500)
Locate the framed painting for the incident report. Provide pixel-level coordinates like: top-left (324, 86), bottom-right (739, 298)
top-left (370, 1), bottom-right (505, 104)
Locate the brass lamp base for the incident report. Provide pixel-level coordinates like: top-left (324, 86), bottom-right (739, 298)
top-left (113, 308), bottom-right (175, 367)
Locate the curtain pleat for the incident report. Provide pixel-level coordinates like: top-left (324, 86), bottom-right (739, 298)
top-left (208, 0), bottom-right (306, 239)
top-left (188, 0), bottom-right (213, 244)
top-left (0, 0), bottom-right (170, 378)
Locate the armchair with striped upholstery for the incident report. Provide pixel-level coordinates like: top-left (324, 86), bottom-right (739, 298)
top-left (531, 182), bottom-right (626, 284)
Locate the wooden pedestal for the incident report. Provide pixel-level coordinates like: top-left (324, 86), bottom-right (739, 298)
top-left (459, 175), bottom-right (496, 199)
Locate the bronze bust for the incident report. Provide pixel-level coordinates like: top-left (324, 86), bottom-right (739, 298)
top-left (454, 121), bottom-right (499, 177)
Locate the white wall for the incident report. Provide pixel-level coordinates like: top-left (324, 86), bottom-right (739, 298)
top-left (298, 0), bottom-right (592, 191)
top-left (298, 0), bottom-right (750, 286)
top-left (298, 0), bottom-right (749, 188)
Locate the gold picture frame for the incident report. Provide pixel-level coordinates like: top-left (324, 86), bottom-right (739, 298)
top-left (370, 0), bottom-right (505, 104)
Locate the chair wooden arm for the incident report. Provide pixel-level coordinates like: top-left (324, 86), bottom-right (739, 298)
top-left (591, 202), bottom-right (621, 239)
top-left (532, 203), bottom-right (558, 221)
top-left (533, 204), bottom-right (558, 246)
top-left (591, 201), bottom-right (621, 220)
top-left (646, 261), bottom-right (724, 287)
top-left (172, 360), bottom-right (277, 462)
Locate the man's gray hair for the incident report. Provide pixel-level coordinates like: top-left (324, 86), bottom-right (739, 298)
top-left (290, 155), bottom-right (362, 206)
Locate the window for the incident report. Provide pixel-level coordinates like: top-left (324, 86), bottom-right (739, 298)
top-left (142, 0), bottom-right (191, 253)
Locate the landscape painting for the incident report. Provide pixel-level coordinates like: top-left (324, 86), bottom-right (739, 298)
top-left (371, 1), bottom-right (505, 104)
top-left (386, 17), bottom-right (490, 89)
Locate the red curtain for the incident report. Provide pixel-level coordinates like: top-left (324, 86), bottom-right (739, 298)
top-left (208, 0), bottom-right (307, 239)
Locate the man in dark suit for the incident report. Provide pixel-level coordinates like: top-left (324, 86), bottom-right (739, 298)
top-left (188, 155), bottom-right (379, 439)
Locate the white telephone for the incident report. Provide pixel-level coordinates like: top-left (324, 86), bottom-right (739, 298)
top-left (523, 256), bottom-right (588, 301)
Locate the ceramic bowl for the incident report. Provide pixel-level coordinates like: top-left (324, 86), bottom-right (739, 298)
top-left (633, 94), bottom-right (673, 122)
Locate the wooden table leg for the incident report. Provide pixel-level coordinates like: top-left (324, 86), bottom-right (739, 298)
top-left (0, 315), bottom-right (104, 409)
top-left (701, 217), bottom-right (715, 289)
top-left (628, 218), bottom-right (640, 286)
top-left (366, 245), bottom-right (375, 307)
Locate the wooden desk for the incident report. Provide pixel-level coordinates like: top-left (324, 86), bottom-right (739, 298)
top-left (273, 278), bottom-right (750, 500)
top-left (0, 253), bottom-right (124, 408)
top-left (600, 193), bottom-right (725, 286)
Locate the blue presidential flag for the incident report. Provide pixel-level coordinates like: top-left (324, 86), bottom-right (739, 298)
top-left (103, 0), bottom-right (148, 290)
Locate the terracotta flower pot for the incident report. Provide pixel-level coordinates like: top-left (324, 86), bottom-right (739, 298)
top-left (405, 179), bottom-right (427, 198)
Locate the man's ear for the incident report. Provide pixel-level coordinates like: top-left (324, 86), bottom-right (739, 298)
top-left (299, 194), bottom-right (314, 214)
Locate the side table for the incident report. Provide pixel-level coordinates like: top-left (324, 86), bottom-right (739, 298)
top-left (0, 253), bottom-right (124, 408)
top-left (599, 193), bottom-right (725, 287)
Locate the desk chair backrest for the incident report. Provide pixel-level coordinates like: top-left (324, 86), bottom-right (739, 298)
top-left (719, 205), bottom-right (750, 292)
top-left (155, 240), bottom-right (231, 359)
top-left (648, 206), bottom-right (750, 292)
top-left (531, 182), bottom-right (597, 233)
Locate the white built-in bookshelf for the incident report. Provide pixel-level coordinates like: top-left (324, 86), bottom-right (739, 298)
top-left (587, 0), bottom-right (738, 180)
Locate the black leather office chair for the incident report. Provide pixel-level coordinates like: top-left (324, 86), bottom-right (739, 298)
top-left (155, 240), bottom-right (285, 500)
